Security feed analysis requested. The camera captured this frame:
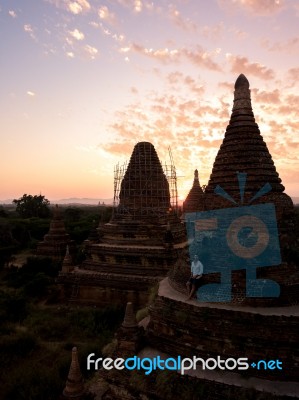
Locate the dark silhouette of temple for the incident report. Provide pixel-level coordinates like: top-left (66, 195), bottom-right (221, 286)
top-left (36, 205), bottom-right (76, 262)
top-left (204, 73), bottom-right (293, 216)
top-left (58, 142), bottom-right (187, 306)
top-left (183, 169), bottom-right (205, 213)
top-left (92, 75), bottom-right (299, 400)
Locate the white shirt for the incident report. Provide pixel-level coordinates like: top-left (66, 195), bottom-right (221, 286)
top-left (191, 260), bottom-right (203, 276)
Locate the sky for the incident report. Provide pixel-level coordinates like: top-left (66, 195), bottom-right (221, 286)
top-left (0, 0), bottom-right (299, 202)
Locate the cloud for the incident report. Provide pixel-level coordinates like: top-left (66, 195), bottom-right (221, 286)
top-left (218, 0), bottom-right (284, 16)
top-left (226, 54), bottom-right (275, 80)
top-left (90, 21), bottom-right (125, 43)
top-left (120, 43), bottom-right (222, 71)
top-left (46, 0), bottom-right (90, 14)
top-left (68, 0), bottom-right (90, 14)
top-left (201, 22), bottom-right (224, 39)
top-left (84, 44), bottom-right (98, 59)
top-left (116, 0), bottom-right (157, 13)
top-left (69, 28), bottom-right (85, 40)
top-left (261, 37), bottom-right (299, 53)
top-left (27, 91), bottom-right (35, 97)
top-left (287, 68), bottom-right (299, 82)
top-left (252, 89), bottom-right (280, 104)
top-left (167, 72), bottom-right (205, 95)
top-left (168, 5), bottom-right (197, 32)
top-left (24, 24), bottom-right (37, 40)
top-left (98, 5), bottom-right (118, 26)
top-left (66, 51), bottom-right (75, 58)
top-left (8, 10), bottom-right (17, 18)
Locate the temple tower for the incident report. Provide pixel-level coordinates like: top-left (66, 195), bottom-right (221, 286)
top-left (116, 141), bottom-right (171, 218)
top-left (205, 74), bottom-right (293, 216)
top-left (58, 142), bottom-right (187, 306)
top-left (62, 347), bottom-right (86, 399)
top-left (183, 169), bottom-right (205, 213)
top-left (36, 205), bottom-right (76, 262)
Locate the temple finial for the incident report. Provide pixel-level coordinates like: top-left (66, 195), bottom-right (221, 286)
top-left (193, 169), bottom-right (200, 186)
top-left (233, 74), bottom-right (252, 112)
top-left (235, 73), bottom-right (249, 89)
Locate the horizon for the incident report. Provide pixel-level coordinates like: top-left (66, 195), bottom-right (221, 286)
top-left (1, 1), bottom-right (299, 200)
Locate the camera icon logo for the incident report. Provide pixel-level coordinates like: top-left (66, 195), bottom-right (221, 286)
top-left (185, 173), bottom-right (281, 302)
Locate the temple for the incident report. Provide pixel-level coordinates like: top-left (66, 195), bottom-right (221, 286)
top-left (61, 347), bottom-right (87, 400)
top-left (93, 75), bottom-right (299, 400)
top-left (182, 169), bottom-right (205, 213)
top-left (36, 205), bottom-right (76, 262)
top-left (58, 142), bottom-right (187, 306)
top-left (204, 74), bottom-right (293, 215)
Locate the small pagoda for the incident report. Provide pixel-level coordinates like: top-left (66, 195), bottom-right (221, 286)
top-left (36, 205), bottom-right (76, 262)
top-left (182, 169), bottom-right (205, 213)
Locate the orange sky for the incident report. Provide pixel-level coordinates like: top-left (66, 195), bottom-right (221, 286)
top-left (1, 0), bottom-right (298, 202)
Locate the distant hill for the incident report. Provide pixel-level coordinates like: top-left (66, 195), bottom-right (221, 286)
top-left (51, 198), bottom-right (114, 205)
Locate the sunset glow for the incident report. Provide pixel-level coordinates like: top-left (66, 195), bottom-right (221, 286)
top-left (1, 0), bottom-right (299, 202)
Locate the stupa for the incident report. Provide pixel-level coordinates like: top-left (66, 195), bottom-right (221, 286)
top-left (170, 74), bottom-right (297, 306)
top-left (61, 347), bottom-right (87, 400)
top-left (36, 205), bottom-right (76, 262)
top-left (95, 76), bottom-right (299, 400)
top-left (204, 73), bottom-right (293, 215)
top-left (183, 169), bottom-right (205, 213)
top-left (58, 142), bottom-right (187, 306)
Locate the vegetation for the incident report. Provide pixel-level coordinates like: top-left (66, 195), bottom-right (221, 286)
top-left (0, 203), bottom-right (113, 269)
top-left (0, 258), bottom-right (123, 400)
top-left (0, 203), bottom-right (117, 399)
top-left (13, 194), bottom-right (51, 219)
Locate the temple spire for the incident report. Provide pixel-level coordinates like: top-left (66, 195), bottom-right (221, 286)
top-left (204, 74), bottom-right (293, 214)
top-left (122, 302), bottom-right (138, 328)
top-left (183, 169), bottom-right (205, 213)
top-left (62, 347), bottom-right (85, 398)
top-left (62, 245), bottom-right (73, 273)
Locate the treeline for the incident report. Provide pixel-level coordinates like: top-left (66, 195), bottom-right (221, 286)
top-left (0, 201), bottom-right (113, 268)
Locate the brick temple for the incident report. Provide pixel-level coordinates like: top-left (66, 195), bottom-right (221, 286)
top-left (204, 73), bottom-right (293, 216)
top-left (170, 73), bottom-right (297, 307)
top-left (183, 169), bottom-right (205, 213)
top-left (36, 205), bottom-right (76, 262)
top-left (58, 142), bottom-right (187, 306)
top-left (94, 75), bottom-right (299, 400)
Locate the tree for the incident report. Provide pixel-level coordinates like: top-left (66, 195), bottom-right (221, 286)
top-left (13, 194), bottom-right (51, 218)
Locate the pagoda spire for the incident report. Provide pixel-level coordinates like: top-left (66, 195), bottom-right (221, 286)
top-left (62, 245), bottom-right (73, 273)
top-left (204, 74), bottom-right (293, 214)
top-left (122, 302), bottom-right (138, 328)
top-left (62, 347), bottom-right (85, 398)
top-left (183, 169), bottom-right (205, 212)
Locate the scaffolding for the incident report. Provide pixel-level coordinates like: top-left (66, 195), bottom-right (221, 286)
top-left (113, 145), bottom-right (178, 218)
